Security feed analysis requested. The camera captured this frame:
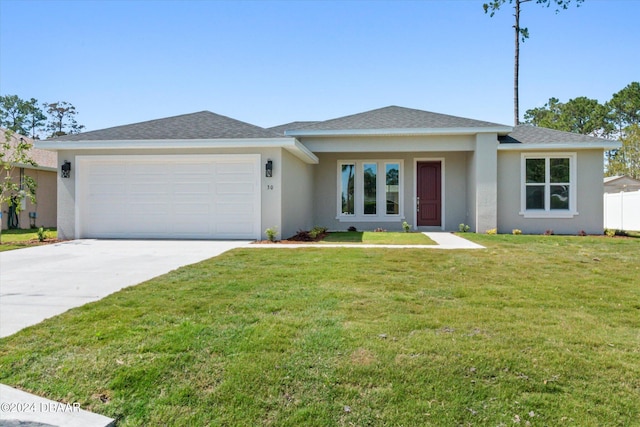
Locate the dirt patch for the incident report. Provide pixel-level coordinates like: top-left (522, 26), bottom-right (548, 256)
top-left (0, 238), bottom-right (62, 247)
top-left (253, 230), bottom-right (329, 244)
top-left (350, 348), bottom-right (376, 366)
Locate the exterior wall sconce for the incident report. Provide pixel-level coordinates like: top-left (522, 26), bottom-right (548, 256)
top-left (265, 160), bottom-right (273, 178)
top-left (61, 161), bottom-right (71, 178)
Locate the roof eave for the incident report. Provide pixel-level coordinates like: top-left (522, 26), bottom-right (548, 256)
top-left (35, 137), bottom-right (319, 164)
top-left (498, 141), bottom-right (622, 151)
top-left (286, 126), bottom-right (513, 137)
top-left (9, 162), bottom-right (57, 172)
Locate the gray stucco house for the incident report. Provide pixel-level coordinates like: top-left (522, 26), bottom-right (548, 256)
top-left (36, 106), bottom-right (619, 240)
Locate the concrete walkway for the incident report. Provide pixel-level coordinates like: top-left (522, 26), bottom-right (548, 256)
top-left (247, 232), bottom-right (485, 249)
top-left (0, 384), bottom-right (115, 427)
top-left (424, 232), bottom-right (485, 249)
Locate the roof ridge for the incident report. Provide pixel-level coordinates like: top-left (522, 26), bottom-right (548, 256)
top-left (286, 105), bottom-right (508, 134)
top-left (47, 110), bottom-right (281, 141)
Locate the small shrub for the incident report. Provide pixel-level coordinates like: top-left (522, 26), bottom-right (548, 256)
top-left (37, 227), bottom-right (48, 242)
top-left (308, 226), bottom-right (328, 240)
top-left (348, 226), bottom-right (357, 232)
top-left (512, 229), bottom-right (522, 235)
top-left (402, 221), bottom-right (411, 233)
top-left (486, 228), bottom-right (497, 235)
top-left (373, 227), bottom-right (386, 232)
top-left (265, 226), bottom-right (278, 242)
top-left (604, 228), bottom-right (616, 237)
top-left (578, 230), bottom-right (587, 236)
top-left (544, 229), bottom-right (554, 236)
top-left (458, 223), bottom-right (470, 233)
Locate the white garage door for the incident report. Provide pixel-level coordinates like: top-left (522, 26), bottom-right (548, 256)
top-left (77, 155), bottom-right (261, 239)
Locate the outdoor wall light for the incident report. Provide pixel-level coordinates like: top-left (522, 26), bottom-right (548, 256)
top-left (265, 160), bottom-right (273, 178)
top-left (61, 161), bottom-right (71, 178)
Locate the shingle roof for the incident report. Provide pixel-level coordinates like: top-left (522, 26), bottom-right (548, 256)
top-left (499, 125), bottom-right (612, 144)
top-left (48, 111), bottom-right (280, 141)
top-left (2, 129), bottom-right (57, 169)
top-left (285, 106), bottom-right (508, 135)
top-left (603, 175), bottom-right (640, 184)
top-left (268, 121), bottom-right (320, 135)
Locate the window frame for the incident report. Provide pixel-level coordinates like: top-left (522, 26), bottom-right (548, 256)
top-left (336, 159), bottom-right (404, 222)
top-left (520, 152), bottom-right (578, 218)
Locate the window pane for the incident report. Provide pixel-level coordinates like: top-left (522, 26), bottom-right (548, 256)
top-left (526, 158), bottom-right (545, 183)
top-left (341, 164), bottom-right (355, 215)
top-left (526, 185), bottom-right (545, 209)
top-left (385, 163), bottom-right (399, 215)
top-left (550, 185), bottom-right (570, 210)
top-left (363, 163), bottom-right (377, 215)
top-left (550, 158), bottom-right (570, 183)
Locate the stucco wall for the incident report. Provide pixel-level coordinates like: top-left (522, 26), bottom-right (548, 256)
top-left (1, 168), bottom-right (57, 230)
top-left (55, 147), bottom-right (285, 240)
top-left (280, 149), bottom-right (314, 239)
top-left (497, 149), bottom-right (605, 234)
top-left (311, 151), bottom-right (468, 232)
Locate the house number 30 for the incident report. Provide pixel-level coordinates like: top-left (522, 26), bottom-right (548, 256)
top-left (266, 185), bottom-right (274, 190)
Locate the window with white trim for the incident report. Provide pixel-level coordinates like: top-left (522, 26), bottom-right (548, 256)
top-left (338, 160), bottom-right (403, 221)
top-left (521, 153), bottom-right (577, 218)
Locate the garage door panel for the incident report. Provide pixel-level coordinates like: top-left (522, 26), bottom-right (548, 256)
top-left (89, 163), bottom-right (126, 174)
top-left (214, 221), bottom-right (254, 234)
top-left (217, 201), bottom-right (254, 215)
top-left (174, 203), bottom-right (211, 214)
top-left (129, 184), bottom-right (170, 195)
top-left (174, 162), bottom-right (211, 171)
top-left (78, 155), bottom-right (260, 239)
top-left (216, 183), bottom-right (254, 194)
top-left (217, 162), bottom-right (253, 173)
top-left (127, 203), bottom-right (171, 215)
top-left (134, 163), bottom-right (170, 174)
top-left (173, 183), bottom-right (211, 194)
top-left (89, 182), bottom-right (126, 195)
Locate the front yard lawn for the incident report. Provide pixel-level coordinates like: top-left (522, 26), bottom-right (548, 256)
top-left (0, 235), bottom-right (639, 425)
top-left (321, 231), bottom-right (435, 245)
top-left (0, 228), bottom-right (58, 251)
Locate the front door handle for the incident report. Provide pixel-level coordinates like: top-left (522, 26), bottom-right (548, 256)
top-left (416, 197), bottom-right (420, 213)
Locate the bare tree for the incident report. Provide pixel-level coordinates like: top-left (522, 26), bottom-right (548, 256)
top-left (484, 0), bottom-right (584, 126)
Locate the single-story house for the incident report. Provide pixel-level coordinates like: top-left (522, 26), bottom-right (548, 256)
top-left (1, 130), bottom-right (57, 230)
top-left (35, 106), bottom-right (619, 240)
top-left (603, 175), bottom-right (640, 193)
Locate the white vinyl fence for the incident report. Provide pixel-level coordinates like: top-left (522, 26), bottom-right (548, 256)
top-left (604, 190), bottom-right (640, 231)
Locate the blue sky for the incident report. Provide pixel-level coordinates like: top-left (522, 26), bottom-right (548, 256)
top-left (1, 0), bottom-right (638, 132)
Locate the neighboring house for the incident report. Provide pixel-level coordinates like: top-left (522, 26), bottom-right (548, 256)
top-left (1, 130), bottom-right (57, 230)
top-left (35, 106), bottom-right (619, 240)
top-left (603, 175), bottom-right (640, 193)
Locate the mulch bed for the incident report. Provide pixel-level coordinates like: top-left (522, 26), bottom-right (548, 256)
top-left (253, 230), bottom-right (329, 244)
top-left (0, 238), bottom-right (62, 247)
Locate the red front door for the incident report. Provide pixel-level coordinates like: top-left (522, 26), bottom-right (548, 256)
top-left (417, 161), bottom-right (442, 227)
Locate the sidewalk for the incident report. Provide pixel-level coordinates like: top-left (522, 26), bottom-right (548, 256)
top-left (0, 384), bottom-right (115, 427)
top-left (247, 232), bottom-right (485, 249)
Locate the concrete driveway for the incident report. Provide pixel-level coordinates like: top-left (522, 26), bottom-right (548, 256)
top-left (0, 239), bottom-right (250, 337)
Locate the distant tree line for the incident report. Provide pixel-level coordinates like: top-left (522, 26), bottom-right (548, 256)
top-left (0, 95), bottom-right (84, 139)
top-left (523, 82), bottom-right (640, 179)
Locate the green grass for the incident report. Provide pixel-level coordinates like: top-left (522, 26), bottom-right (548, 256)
top-left (1, 235), bottom-right (639, 426)
top-left (321, 231), bottom-right (435, 245)
top-left (0, 228), bottom-right (57, 251)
